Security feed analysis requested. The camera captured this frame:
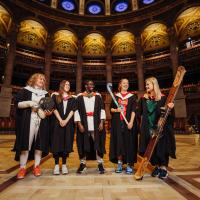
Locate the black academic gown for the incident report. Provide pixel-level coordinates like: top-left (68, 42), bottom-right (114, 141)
top-left (76, 94), bottom-right (106, 160)
top-left (109, 94), bottom-right (138, 165)
top-left (138, 95), bottom-right (176, 166)
top-left (13, 88), bottom-right (50, 161)
top-left (50, 95), bottom-right (76, 155)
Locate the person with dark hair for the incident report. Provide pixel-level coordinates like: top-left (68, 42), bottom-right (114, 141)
top-left (109, 78), bottom-right (138, 174)
top-left (74, 80), bottom-right (106, 174)
top-left (14, 73), bottom-right (51, 179)
top-left (138, 77), bottom-right (176, 179)
top-left (51, 80), bottom-right (76, 175)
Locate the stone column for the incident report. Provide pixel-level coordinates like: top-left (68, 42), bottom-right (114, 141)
top-left (132, 0), bottom-right (138, 11)
top-left (106, 41), bottom-right (112, 83)
top-left (1, 24), bottom-right (18, 117)
top-left (135, 35), bottom-right (144, 91)
top-left (76, 40), bottom-right (83, 94)
top-left (105, 41), bottom-right (112, 120)
top-left (168, 27), bottom-right (187, 123)
top-left (3, 24), bottom-right (18, 86)
top-left (51, 0), bottom-right (58, 8)
top-left (105, 0), bottom-right (111, 16)
top-left (44, 34), bottom-right (53, 89)
top-left (79, 0), bottom-right (85, 15)
top-left (168, 27), bottom-right (179, 77)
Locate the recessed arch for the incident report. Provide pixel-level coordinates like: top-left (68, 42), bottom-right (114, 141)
top-left (141, 22), bottom-right (169, 52)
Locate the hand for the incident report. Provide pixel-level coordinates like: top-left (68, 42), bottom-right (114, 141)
top-left (78, 122), bottom-right (85, 133)
top-left (60, 119), bottom-right (68, 127)
top-left (115, 108), bottom-right (123, 112)
top-left (37, 108), bottom-right (46, 119)
top-left (29, 101), bottom-right (38, 108)
top-left (44, 110), bottom-right (53, 116)
top-left (127, 122), bottom-right (133, 130)
top-left (98, 121), bottom-right (104, 131)
top-left (51, 92), bottom-right (59, 97)
top-left (59, 120), bottom-right (65, 127)
top-left (167, 103), bottom-right (174, 109)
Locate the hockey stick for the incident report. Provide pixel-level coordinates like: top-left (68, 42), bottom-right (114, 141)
top-left (107, 83), bottom-right (129, 125)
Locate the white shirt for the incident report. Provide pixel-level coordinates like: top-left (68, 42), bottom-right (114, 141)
top-left (63, 100), bottom-right (68, 115)
top-left (74, 95), bottom-right (106, 131)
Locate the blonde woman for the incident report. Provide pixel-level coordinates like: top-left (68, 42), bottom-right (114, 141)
top-left (50, 80), bottom-right (76, 175)
top-left (109, 79), bottom-right (138, 174)
top-left (138, 77), bottom-right (176, 179)
top-left (14, 73), bottom-right (51, 179)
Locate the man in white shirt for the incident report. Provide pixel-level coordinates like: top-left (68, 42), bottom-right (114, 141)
top-left (74, 80), bottom-right (106, 174)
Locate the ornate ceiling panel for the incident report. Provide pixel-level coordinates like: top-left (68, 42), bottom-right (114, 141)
top-left (0, 5), bottom-right (12, 38)
top-left (141, 23), bottom-right (169, 52)
top-left (17, 19), bottom-right (47, 49)
top-left (83, 33), bottom-right (106, 57)
top-left (53, 29), bottom-right (78, 55)
top-left (175, 7), bottom-right (200, 41)
top-left (112, 31), bottom-right (135, 56)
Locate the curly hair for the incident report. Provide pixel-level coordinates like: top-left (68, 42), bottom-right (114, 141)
top-left (26, 73), bottom-right (46, 90)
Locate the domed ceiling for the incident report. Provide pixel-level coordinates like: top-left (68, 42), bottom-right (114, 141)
top-left (174, 6), bottom-right (200, 41)
top-left (17, 19), bottom-right (47, 49)
top-left (53, 29), bottom-right (78, 55)
top-left (141, 23), bottom-right (169, 52)
top-left (111, 31), bottom-right (135, 56)
top-left (0, 5), bottom-right (12, 38)
top-left (83, 33), bottom-right (106, 57)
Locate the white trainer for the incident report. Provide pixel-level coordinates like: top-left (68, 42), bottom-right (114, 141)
top-left (53, 164), bottom-right (60, 175)
top-left (62, 165), bottom-right (68, 175)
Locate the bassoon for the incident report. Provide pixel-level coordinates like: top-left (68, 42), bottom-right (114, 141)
top-left (134, 66), bottom-right (186, 180)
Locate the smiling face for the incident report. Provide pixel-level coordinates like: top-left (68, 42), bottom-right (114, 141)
top-left (145, 80), bottom-right (154, 93)
top-left (119, 79), bottom-right (129, 92)
top-left (63, 81), bottom-right (70, 93)
top-left (34, 75), bottom-right (46, 89)
top-left (85, 80), bottom-right (95, 93)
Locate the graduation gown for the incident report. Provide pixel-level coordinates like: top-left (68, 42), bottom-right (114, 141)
top-left (109, 93), bottom-right (138, 165)
top-left (50, 95), bottom-right (76, 154)
top-left (138, 95), bottom-right (176, 165)
top-left (75, 93), bottom-right (106, 160)
top-left (13, 88), bottom-right (50, 161)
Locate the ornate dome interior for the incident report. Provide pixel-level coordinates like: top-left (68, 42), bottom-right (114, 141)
top-left (0, 0), bottom-right (199, 91)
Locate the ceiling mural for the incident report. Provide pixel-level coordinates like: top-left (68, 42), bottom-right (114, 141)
top-left (53, 29), bottom-right (78, 55)
top-left (17, 20), bottom-right (47, 49)
top-left (141, 23), bottom-right (169, 52)
top-left (83, 33), bottom-right (106, 57)
top-left (112, 31), bottom-right (135, 56)
top-left (174, 7), bottom-right (200, 41)
top-left (0, 5), bottom-right (12, 38)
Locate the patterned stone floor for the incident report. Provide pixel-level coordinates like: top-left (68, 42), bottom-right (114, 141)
top-left (0, 134), bottom-right (200, 200)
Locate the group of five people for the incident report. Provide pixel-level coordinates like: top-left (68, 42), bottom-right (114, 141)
top-left (14, 73), bottom-right (176, 180)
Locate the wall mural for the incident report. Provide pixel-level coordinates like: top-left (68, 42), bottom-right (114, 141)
top-left (83, 33), bottom-right (106, 57)
top-left (112, 31), bottom-right (135, 56)
top-left (17, 20), bottom-right (47, 49)
top-left (175, 6), bottom-right (200, 41)
top-left (141, 23), bottom-right (169, 52)
top-left (0, 5), bottom-right (12, 38)
top-left (53, 29), bottom-right (78, 55)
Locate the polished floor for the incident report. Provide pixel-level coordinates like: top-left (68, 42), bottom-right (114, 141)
top-left (0, 134), bottom-right (200, 200)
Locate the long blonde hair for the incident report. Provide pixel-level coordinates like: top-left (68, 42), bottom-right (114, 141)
top-left (26, 73), bottom-right (46, 90)
top-left (144, 77), bottom-right (162, 101)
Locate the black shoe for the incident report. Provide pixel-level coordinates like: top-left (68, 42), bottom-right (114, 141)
top-left (77, 163), bottom-right (87, 174)
top-left (158, 169), bottom-right (168, 179)
top-left (98, 163), bottom-right (105, 174)
top-left (151, 167), bottom-right (161, 177)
